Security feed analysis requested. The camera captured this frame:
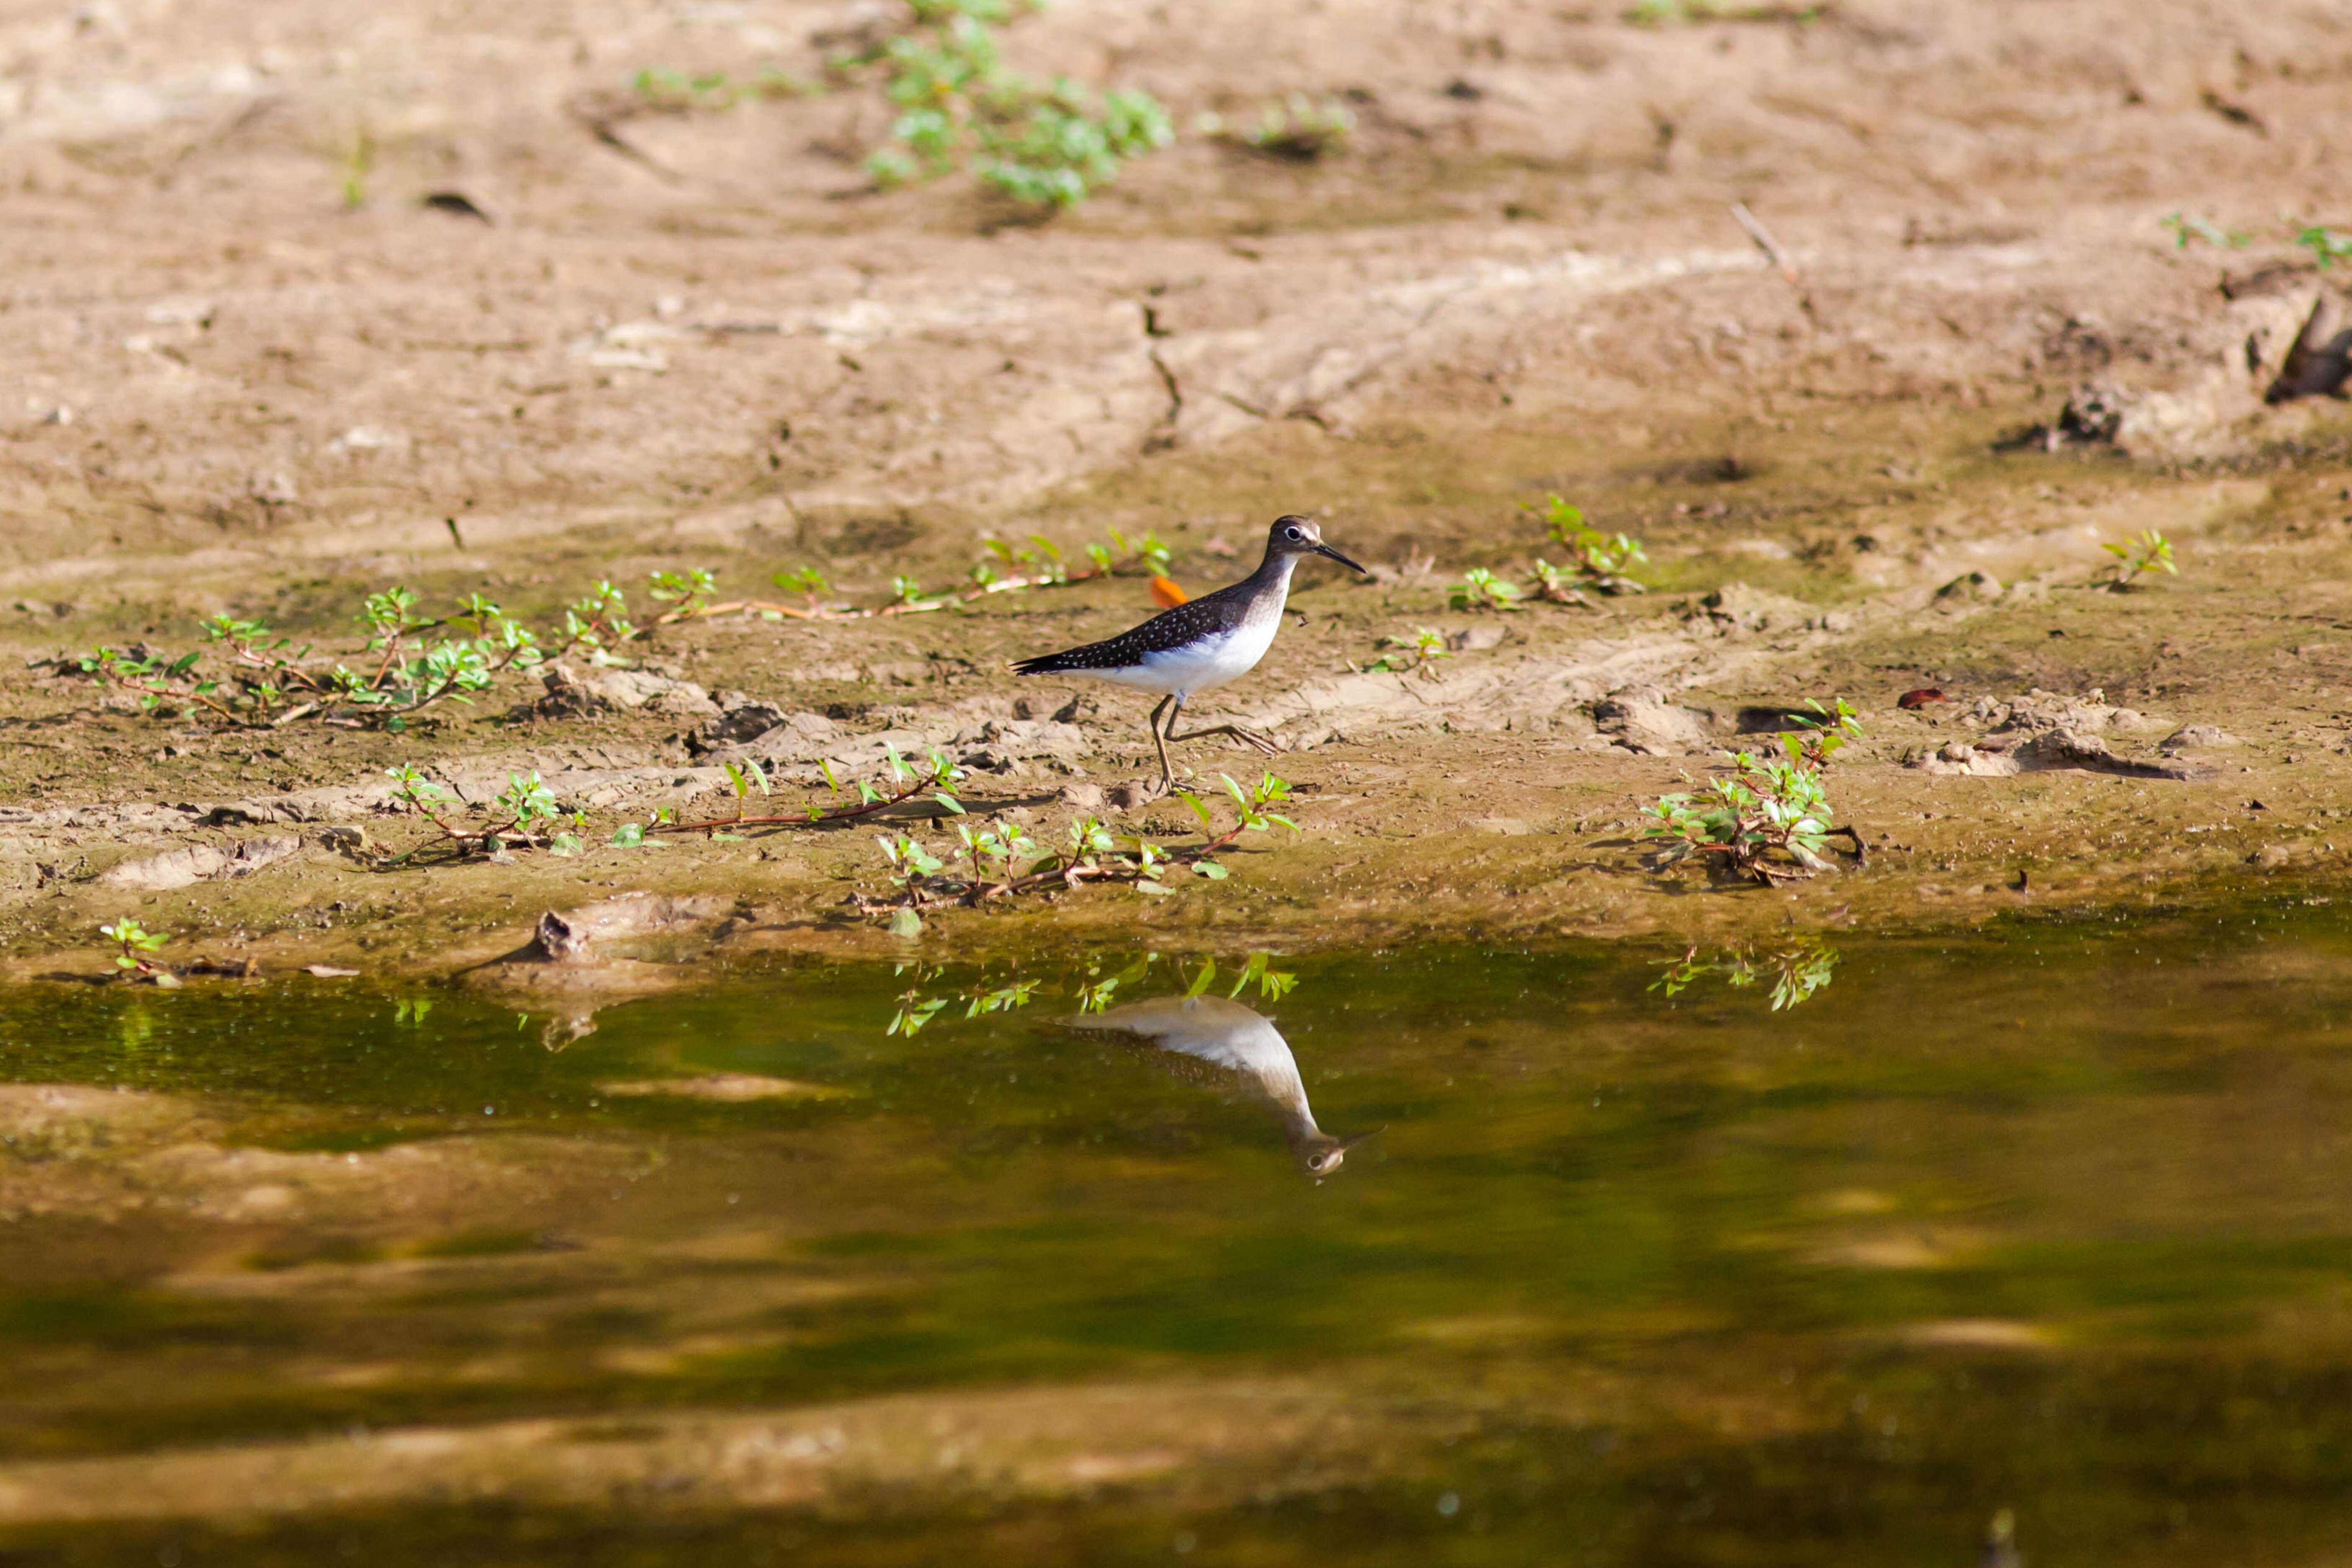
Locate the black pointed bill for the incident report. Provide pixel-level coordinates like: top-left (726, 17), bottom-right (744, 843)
top-left (1313, 542), bottom-right (1368, 574)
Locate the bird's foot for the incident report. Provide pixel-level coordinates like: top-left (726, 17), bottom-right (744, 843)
top-left (1165, 722), bottom-right (1283, 757)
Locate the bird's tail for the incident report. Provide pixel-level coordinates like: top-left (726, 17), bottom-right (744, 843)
top-left (1012, 645), bottom-right (1101, 676)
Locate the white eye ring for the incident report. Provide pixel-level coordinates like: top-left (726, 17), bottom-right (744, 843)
top-left (1284, 526), bottom-right (1302, 540)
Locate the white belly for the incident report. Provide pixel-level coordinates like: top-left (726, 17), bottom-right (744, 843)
top-left (1058, 571), bottom-right (1290, 699)
top-left (1138, 616), bottom-right (1279, 697)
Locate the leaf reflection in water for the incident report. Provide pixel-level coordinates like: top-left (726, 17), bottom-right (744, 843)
top-left (886, 951), bottom-right (1295, 1037)
top-left (1651, 939), bottom-right (1838, 1011)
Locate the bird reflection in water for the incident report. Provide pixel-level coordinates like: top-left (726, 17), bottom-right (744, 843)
top-left (1057, 993), bottom-right (1376, 1179)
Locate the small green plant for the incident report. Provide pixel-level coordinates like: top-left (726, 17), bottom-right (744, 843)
top-left (71, 576), bottom-right (639, 730)
top-left (647, 568), bottom-right (718, 618)
top-left (719, 758), bottom-right (771, 820)
top-left (337, 126), bottom-right (374, 209)
top-left (74, 647), bottom-right (232, 725)
top-left (99, 918), bottom-right (168, 977)
top-left (2099, 529), bottom-right (2177, 590)
top-left (384, 765), bottom-right (575, 856)
top-left (1083, 527), bottom-right (1173, 578)
top-left (982, 534), bottom-right (1070, 585)
top-left (1524, 560), bottom-right (1589, 607)
top-left (1777, 697), bottom-right (1862, 770)
top-left (633, 524), bottom-right (1185, 633)
top-left (1651, 941), bottom-right (1837, 1010)
top-left (855, 1), bottom-right (1172, 208)
top-left (693, 526), bottom-right (1182, 630)
top-left (2160, 212), bottom-right (2249, 250)
top-left (975, 85), bottom-right (1173, 206)
top-left (632, 65), bottom-right (737, 110)
top-left (867, 771), bottom-right (1300, 927)
top-left (1449, 567), bottom-right (1522, 613)
top-left (1362, 627), bottom-right (1451, 675)
top-left (1641, 701), bottom-right (1865, 885)
top-left (628, 65), bottom-right (805, 111)
top-left (769, 566), bottom-right (836, 616)
top-left (2292, 224), bottom-right (2352, 271)
top-left (559, 580), bottom-right (637, 658)
top-left (1221, 94), bottom-right (1354, 160)
top-left (648, 745), bottom-right (967, 844)
top-left (1524, 494), bottom-right (1646, 594)
top-left (965, 526), bottom-right (1169, 593)
top-left (384, 764), bottom-right (464, 837)
top-left (493, 771), bottom-right (564, 841)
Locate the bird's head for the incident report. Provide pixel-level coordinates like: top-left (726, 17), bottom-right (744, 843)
top-left (1266, 514), bottom-right (1367, 575)
top-left (1294, 1126), bottom-right (1382, 1180)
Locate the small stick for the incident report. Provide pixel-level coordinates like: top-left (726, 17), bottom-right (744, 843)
top-left (1730, 201), bottom-right (1798, 282)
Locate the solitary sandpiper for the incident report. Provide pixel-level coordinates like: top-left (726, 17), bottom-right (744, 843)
top-left (1013, 515), bottom-right (1367, 787)
top-left (1056, 992), bottom-right (1377, 1178)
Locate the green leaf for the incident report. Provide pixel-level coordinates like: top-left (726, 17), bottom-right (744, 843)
top-left (1136, 881), bottom-right (1172, 895)
top-left (888, 907), bottom-right (924, 938)
top-left (1185, 959), bottom-right (1215, 997)
top-left (609, 823), bottom-right (646, 847)
top-left (1192, 860), bottom-right (1228, 879)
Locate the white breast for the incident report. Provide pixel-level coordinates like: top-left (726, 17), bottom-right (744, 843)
top-left (1139, 614), bottom-right (1278, 697)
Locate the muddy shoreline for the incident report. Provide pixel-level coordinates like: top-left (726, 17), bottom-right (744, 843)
top-left (3, 0), bottom-right (2351, 983)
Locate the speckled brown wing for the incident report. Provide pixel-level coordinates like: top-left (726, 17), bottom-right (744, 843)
top-left (1011, 578), bottom-right (1258, 676)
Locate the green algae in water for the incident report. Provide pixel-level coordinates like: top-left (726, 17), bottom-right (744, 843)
top-left (2, 910), bottom-right (2352, 1563)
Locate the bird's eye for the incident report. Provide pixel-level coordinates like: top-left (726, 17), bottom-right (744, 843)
top-left (1284, 526), bottom-right (1302, 541)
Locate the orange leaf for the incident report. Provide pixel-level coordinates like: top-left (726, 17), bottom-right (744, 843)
top-left (1149, 575), bottom-right (1188, 609)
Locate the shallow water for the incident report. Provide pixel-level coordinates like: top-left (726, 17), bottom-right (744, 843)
top-left (4, 905), bottom-right (2352, 1565)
